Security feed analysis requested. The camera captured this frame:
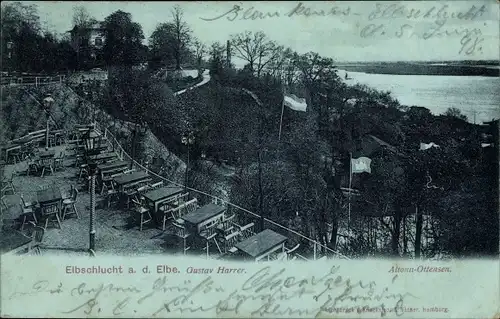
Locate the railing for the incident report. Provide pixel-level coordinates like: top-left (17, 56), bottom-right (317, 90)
top-left (96, 122), bottom-right (350, 260)
top-left (1, 75), bottom-right (66, 87)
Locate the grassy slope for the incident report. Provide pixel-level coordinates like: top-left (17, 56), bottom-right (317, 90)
top-left (1, 83), bottom-right (187, 183)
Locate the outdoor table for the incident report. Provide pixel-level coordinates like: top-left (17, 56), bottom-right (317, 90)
top-left (113, 171), bottom-right (150, 191)
top-left (181, 203), bottom-right (226, 234)
top-left (38, 149), bottom-right (56, 158)
top-left (143, 184), bottom-right (184, 213)
top-left (0, 229), bottom-right (31, 254)
top-left (98, 160), bottom-right (128, 174)
top-left (234, 229), bottom-right (287, 262)
top-left (37, 187), bottom-right (62, 206)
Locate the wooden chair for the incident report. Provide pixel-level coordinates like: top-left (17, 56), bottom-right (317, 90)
top-left (122, 168), bottom-right (136, 174)
top-left (131, 198), bottom-right (152, 231)
top-left (19, 199), bottom-right (37, 231)
top-left (172, 221), bottom-right (191, 254)
top-left (222, 230), bottom-right (241, 254)
top-left (78, 163), bottom-right (88, 181)
top-left (159, 198), bottom-right (198, 230)
top-left (172, 193), bottom-right (189, 207)
top-left (54, 131), bottom-right (65, 146)
top-left (101, 171), bottom-right (121, 195)
top-left (285, 244), bottom-right (301, 260)
top-left (105, 174), bottom-right (121, 208)
top-left (39, 157), bottom-right (55, 177)
top-left (239, 222), bottom-right (255, 239)
top-left (217, 214), bottom-right (236, 236)
top-left (6, 148), bottom-right (21, 165)
top-left (136, 185), bottom-right (150, 195)
top-left (62, 187), bottom-right (79, 220)
top-left (54, 152), bottom-right (65, 171)
top-left (184, 198), bottom-right (198, 215)
top-left (26, 156), bottom-right (40, 176)
top-left (200, 223), bottom-right (219, 256)
top-left (1, 171), bottom-right (16, 195)
top-left (20, 193), bottom-right (37, 210)
top-left (1, 195), bottom-right (8, 210)
top-left (40, 201), bottom-right (62, 230)
top-left (20, 141), bottom-right (35, 161)
top-left (200, 223), bottom-right (217, 240)
top-left (27, 222), bottom-right (45, 255)
top-left (124, 185), bottom-right (138, 209)
top-left (149, 181), bottom-right (163, 189)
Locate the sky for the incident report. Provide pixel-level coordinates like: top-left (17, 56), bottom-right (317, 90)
top-left (9, 1), bottom-right (500, 63)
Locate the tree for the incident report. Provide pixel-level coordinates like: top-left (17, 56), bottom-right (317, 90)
top-left (72, 5), bottom-right (94, 28)
top-left (208, 41), bottom-right (226, 77)
top-left (1, 2), bottom-right (41, 36)
top-left (443, 107), bottom-right (467, 121)
top-left (103, 10), bottom-right (145, 66)
top-left (171, 5), bottom-right (192, 70)
top-left (230, 31), bottom-right (283, 77)
top-left (149, 23), bottom-right (176, 67)
top-left (1, 2), bottom-right (41, 71)
top-left (192, 38), bottom-right (206, 71)
top-left (70, 5), bottom-right (98, 69)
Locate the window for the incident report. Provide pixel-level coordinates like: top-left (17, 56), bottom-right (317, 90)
top-left (94, 37), bottom-right (103, 46)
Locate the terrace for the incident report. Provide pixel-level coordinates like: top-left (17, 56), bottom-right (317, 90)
top-left (0, 123), bottom-right (348, 261)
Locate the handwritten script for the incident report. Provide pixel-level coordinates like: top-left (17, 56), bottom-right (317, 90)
top-left (7, 265), bottom-right (417, 317)
top-left (200, 2), bottom-right (491, 56)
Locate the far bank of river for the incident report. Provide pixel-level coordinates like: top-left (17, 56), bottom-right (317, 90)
top-left (337, 63), bottom-right (499, 77)
top-left (337, 69), bottom-right (500, 124)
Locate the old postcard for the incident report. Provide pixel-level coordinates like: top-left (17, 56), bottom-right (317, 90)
top-left (0, 1), bottom-right (498, 318)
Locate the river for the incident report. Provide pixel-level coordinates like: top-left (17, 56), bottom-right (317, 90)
top-left (337, 70), bottom-right (499, 124)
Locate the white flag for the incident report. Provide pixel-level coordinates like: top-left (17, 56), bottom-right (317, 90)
top-left (351, 157), bottom-right (372, 174)
top-left (420, 142), bottom-right (440, 151)
top-left (284, 93), bottom-right (307, 112)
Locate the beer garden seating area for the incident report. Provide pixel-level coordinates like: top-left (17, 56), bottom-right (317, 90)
top-left (0, 123), bottom-right (347, 261)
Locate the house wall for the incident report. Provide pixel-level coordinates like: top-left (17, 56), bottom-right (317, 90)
top-left (88, 30), bottom-right (105, 48)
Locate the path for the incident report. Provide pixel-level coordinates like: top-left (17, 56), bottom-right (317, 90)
top-left (173, 70), bottom-right (211, 96)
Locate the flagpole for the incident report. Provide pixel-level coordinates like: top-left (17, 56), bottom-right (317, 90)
top-left (278, 86), bottom-right (285, 141)
top-left (348, 152), bottom-right (352, 239)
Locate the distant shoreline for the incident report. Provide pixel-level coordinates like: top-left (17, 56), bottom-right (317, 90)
top-left (337, 62), bottom-right (499, 77)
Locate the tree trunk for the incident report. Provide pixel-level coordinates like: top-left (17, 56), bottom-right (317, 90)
top-left (391, 206), bottom-right (402, 256)
top-left (329, 214), bottom-right (339, 250)
top-left (403, 215), bottom-right (408, 256)
top-left (258, 148), bottom-right (264, 231)
top-left (415, 204), bottom-right (423, 258)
